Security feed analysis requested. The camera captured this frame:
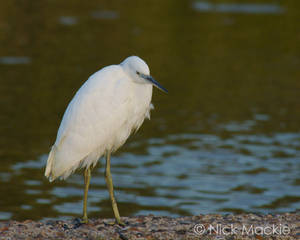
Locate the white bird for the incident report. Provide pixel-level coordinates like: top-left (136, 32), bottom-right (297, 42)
top-left (45, 56), bottom-right (167, 225)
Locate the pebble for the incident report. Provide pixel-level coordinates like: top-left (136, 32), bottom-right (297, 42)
top-left (0, 213), bottom-right (298, 239)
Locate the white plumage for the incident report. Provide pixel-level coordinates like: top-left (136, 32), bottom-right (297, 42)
top-left (44, 56), bottom-right (167, 224)
top-left (45, 56), bottom-right (158, 180)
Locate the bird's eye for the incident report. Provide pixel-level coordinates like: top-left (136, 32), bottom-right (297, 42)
top-left (136, 71), bottom-right (140, 75)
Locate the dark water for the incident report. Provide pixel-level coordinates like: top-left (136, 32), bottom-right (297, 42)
top-left (0, 0), bottom-right (300, 220)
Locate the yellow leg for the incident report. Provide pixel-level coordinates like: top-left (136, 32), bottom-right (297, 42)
top-left (105, 152), bottom-right (124, 226)
top-left (82, 166), bottom-right (91, 223)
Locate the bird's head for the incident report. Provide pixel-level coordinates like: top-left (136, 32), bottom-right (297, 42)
top-left (121, 56), bottom-right (168, 93)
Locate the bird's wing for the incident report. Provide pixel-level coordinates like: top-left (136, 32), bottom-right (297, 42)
top-left (46, 65), bottom-right (133, 179)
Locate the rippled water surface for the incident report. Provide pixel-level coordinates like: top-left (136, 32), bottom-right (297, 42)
top-left (0, 0), bottom-right (300, 220)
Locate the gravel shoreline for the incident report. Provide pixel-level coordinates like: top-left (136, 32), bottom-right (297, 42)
top-left (0, 213), bottom-right (299, 239)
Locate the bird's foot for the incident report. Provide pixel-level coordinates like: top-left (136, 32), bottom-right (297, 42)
top-left (117, 220), bottom-right (126, 227)
top-left (104, 219), bottom-right (125, 227)
top-left (116, 218), bottom-right (126, 227)
top-left (80, 216), bottom-right (89, 224)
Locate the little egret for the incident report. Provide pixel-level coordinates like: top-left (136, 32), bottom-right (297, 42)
top-left (45, 56), bottom-right (167, 225)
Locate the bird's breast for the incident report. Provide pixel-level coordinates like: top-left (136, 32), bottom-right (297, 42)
top-left (131, 83), bottom-right (153, 121)
top-left (109, 83), bottom-right (153, 151)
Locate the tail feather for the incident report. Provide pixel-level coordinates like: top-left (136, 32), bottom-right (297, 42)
top-left (45, 141), bottom-right (101, 182)
top-left (45, 145), bottom-right (57, 182)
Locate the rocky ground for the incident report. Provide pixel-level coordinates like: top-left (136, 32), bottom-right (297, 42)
top-left (0, 213), bottom-right (299, 239)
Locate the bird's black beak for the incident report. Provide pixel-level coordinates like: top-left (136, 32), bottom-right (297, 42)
top-left (141, 74), bottom-right (168, 93)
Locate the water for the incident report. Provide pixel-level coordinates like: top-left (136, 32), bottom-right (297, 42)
top-left (0, 0), bottom-right (299, 221)
top-left (193, 2), bottom-right (284, 14)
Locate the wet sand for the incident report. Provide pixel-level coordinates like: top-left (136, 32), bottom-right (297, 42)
top-left (0, 213), bottom-right (299, 239)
